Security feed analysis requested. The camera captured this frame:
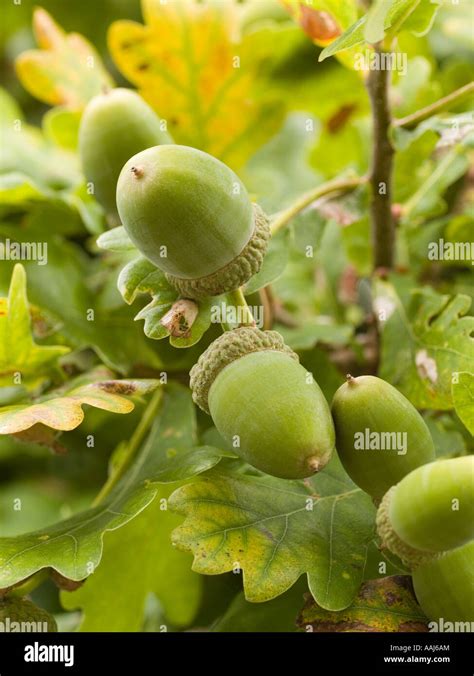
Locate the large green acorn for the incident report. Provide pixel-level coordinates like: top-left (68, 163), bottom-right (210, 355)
top-left (0, 596), bottom-right (57, 631)
top-left (376, 456), bottom-right (474, 567)
top-left (116, 145), bottom-right (270, 299)
top-left (190, 327), bottom-right (335, 479)
top-left (79, 88), bottom-right (172, 222)
top-left (331, 375), bottom-right (435, 502)
top-left (412, 540), bottom-right (474, 624)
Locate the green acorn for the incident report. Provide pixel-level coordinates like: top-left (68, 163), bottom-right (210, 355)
top-left (79, 88), bottom-right (172, 222)
top-left (0, 596), bottom-right (57, 631)
top-left (190, 328), bottom-right (335, 479)
top-left (116, 145), bottom-right (270, 299)
top-left (412, 541), bottom-right (474, 623)
top-left (376, 456), bottom-right (474, 567)
top-left (331, 375), bottom-right (435, 502)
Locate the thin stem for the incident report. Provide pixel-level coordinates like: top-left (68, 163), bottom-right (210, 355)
top-left (92, 388), bottom-right (164, 507)
top-left (394, 82), bottom-right (474, 129)
top-left (2, 570), bottom-right (49, 599)
top-left (225, 288), bottom-right (255, 328)
top-left (259, 287), bottom-right (273, 330)
top-left (270, 175), bottom-right (367, 235)
top-left (366, 45), bottom-right (395, 270)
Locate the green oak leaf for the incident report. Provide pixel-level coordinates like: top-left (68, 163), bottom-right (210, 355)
top-left (0, 366), bottom-right (159, 434)
top-left (0, 227), bottom-right (161, 374)
top-left (213, 578), bottom-right (308, 633)
top-left (243, 113), bottom-right (321, 214)
top-left (401, 144), bottom-right (469, 221)
top-left (364, 0), bottom-right (393, 44)
top-left (43, 107), bottom-right (81, 151)
top-left (170, 454), bottom-right (376, 610)
top-left (320, 0), bottom-right (442, 62)
top-left (0, 172), bottom-right (46, 205)
top-left (0, 113), bottom-right (80, 191)
top-left (0, 86), bottom-right (23, 124)
top-left (96, 226), bottom-right (135, 252)
top-left (363, 540), bottom-right (410, 580)
top-left (113, 254), bottom-right (214, 347)
top-left (423, 411), bottom-right (469, 458)
top-left (297, 576), bottom-right (428, 632)
top-left (277, 321), bottom-right (353, 351)
top-left (0, 385), bottom-right (226, 588)
top-left (376, 281), bottom-right (474, 409)
top-left (117, 257), bottom-right (174, 306)
top-left (452, 372), bottom-right (474, 435)
top-left (61, 487), bottom-right (202, 631)
top-left (0, 264), bottom-right (69, 390)
top-left (134, 297), bottom-right (174, 341)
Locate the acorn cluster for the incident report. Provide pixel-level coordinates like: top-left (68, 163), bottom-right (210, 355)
top-left (82, 89), bottom-right (474, 626)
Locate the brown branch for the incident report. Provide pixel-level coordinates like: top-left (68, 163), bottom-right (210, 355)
top-left (366, 47), bottom-right (395, 270)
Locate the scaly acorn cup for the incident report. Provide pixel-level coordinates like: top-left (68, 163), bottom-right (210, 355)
top-left (79, 88), bottom-right (172, 222)
top-left (412, 540), bottom-right (474, 624)
top-left (0, 596), bottom-right (57, 631)
top-left (190, 327), bottom-right (335, 479)
top-left (376, 456), bottom-right (474, 568)
top-left (331, 375), bottom-right (435, 502)
top-left (116, 145), bottom-right (270, 299)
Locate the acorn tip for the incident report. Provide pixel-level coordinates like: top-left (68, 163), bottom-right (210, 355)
top-left (307, 457), bottom-right (321, 474)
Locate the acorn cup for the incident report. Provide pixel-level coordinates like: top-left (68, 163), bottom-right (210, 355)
top-left (0, 597), bottom-right (57, 631)
top-left (116, 145), bottom-right (270, 299)
top-left (331, 375), bottom-right (435, 502)
top-left (376, 456), bottom-right (474, 568)
top-left (189, 327), bottom-right (335, 479)
top-left (412, 540), bottom-right (474, 623)
top-left (79, 88), bottom-right (172, 222)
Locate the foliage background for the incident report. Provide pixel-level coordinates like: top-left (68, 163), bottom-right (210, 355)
top-left (0, 0), bottom-right (472, 632)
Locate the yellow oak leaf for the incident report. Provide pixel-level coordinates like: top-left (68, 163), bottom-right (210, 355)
top-left (15, 8), bottom-right (114, 108)
top-left (108, 0), bottom-right (285, 169)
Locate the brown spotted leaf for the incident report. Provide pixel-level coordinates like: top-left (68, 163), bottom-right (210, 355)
top-left (13, 424), bottom-right (67, 455)
top-left (108, 0), bottom-right (285, 168)
top-left (15, 8), bottom-right (114, 108)
top-left (0, 366), bottom-right (159, 434)
top-left (297, 576), bottom-right (429, 632)
top-left (375, 281), bottom-right (474, 410)
top-left (0, 385), bottom-right (226, 589)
